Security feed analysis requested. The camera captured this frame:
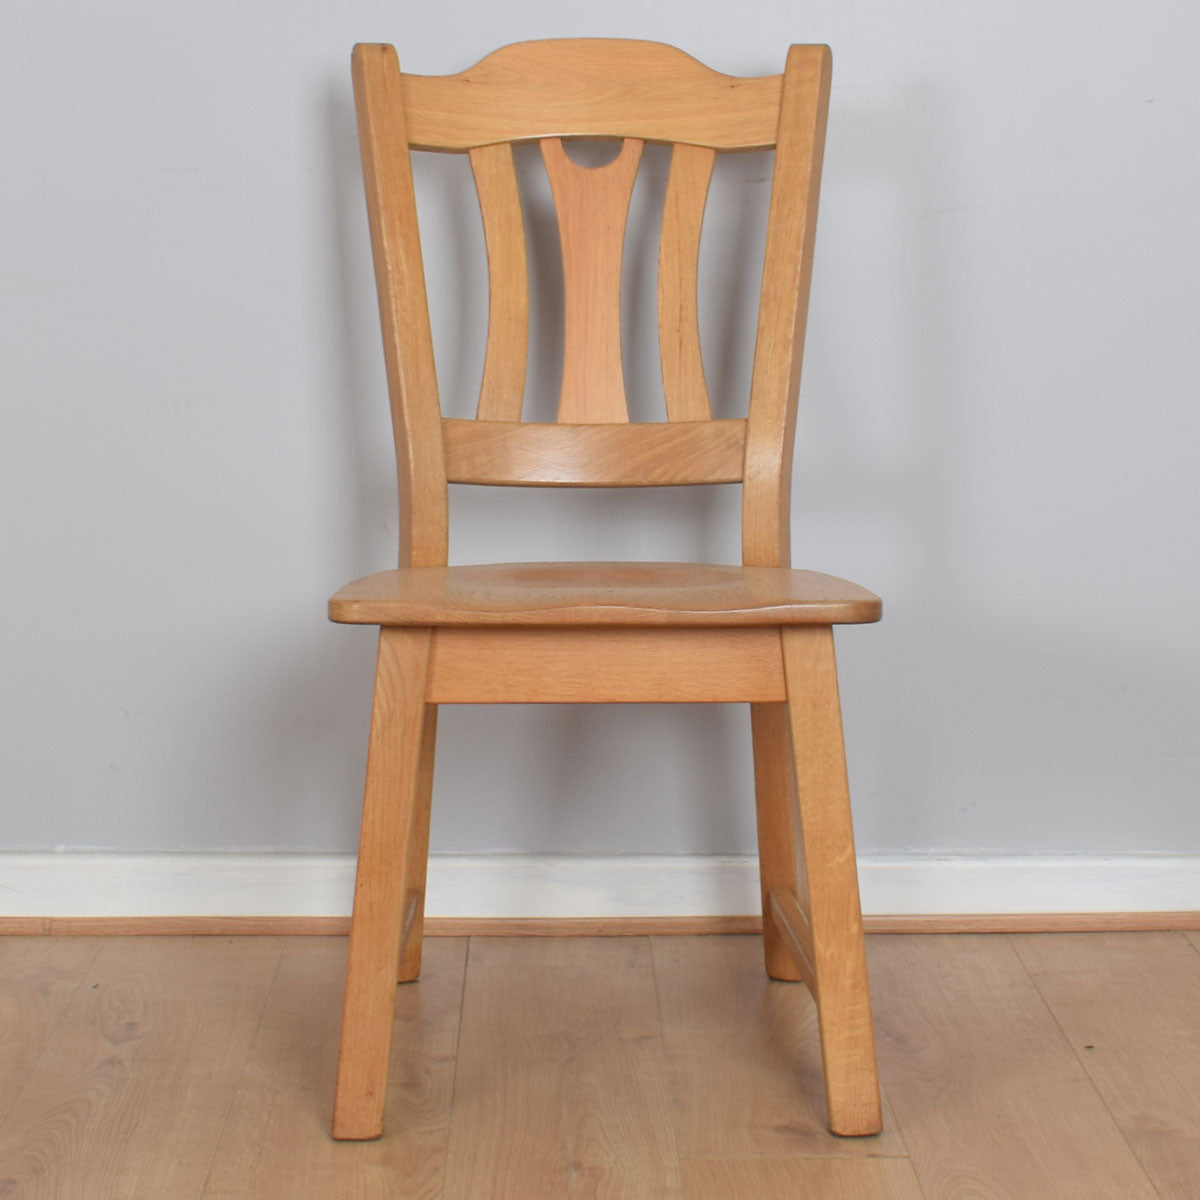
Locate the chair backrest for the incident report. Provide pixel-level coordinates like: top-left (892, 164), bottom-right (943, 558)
top-left (351, 38), bottom-right (832, 569)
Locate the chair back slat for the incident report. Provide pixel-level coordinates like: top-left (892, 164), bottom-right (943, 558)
top-left (443, 418), bottom-right (746, 486)
top-left (658, 143), bottom-right (716, 421)
top-left (541, 136), bottom-right (643, 424)
top-left (469, 143), bottom-right (529, 421)
top-left (400, 39), bottom-right (781, 152)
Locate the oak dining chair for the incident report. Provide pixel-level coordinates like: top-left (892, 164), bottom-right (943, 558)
top-left (330, 38), bottom-right (882, 1142)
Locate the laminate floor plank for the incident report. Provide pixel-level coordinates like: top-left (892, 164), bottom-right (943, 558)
top-left (0, 936), bottom-right (283, 1200)
top-left (650, 934), bottom-right (906, 1157)
top-left (0, 938), bottom-right (101, 1127)
top-left (1185, 931), bottom-right (1200, 955)
top-left (680, 1156), bottom-right (926, 1199)
top-left (868, 934), bottom-right (1159, 1200)
top-left (442, 937), bottom-right (681, 1199)
top-left (1013, 931), bottom-right (1200, 1200)
top-left (203, 936), bottom-right (467, 1200)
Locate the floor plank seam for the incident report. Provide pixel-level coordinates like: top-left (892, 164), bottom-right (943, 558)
top-left (676, 1151), bottom-right (915, 1161)
top-left (197, 937), bottom-right (288, 1199)
top-left (436, 934), bottom-right (474, 1200)
top-left (1005, 933), bottom-right (1166, 1200)
top-left (0, 938), bottom-right (104, 1144)
top-left (644, 934), bottom-right (686, 1186)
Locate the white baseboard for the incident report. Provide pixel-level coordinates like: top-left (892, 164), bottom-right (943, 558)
top-left (0, 852), bottom-right (1197, 919)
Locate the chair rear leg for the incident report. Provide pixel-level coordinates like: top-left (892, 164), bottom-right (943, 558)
top-left (751, 699), bottom-right (806, 982)
top-left (398, 705), bottom-right (437, 983)
top-left (333, 626), bottom-right (432, 1140)
top-left (780, 625), bottom-right (881, 1137)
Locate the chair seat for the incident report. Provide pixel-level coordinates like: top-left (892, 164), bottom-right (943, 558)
top-left (329, 561), bottom-right (881, 626)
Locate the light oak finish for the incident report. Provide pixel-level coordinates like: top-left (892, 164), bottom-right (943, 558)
top-left (205, 937), bottom-right (467, 1200)
top-left (0, 938), bottom-right (100, 1128)
top-left (679, 1157), bottom-right (925, 1200)
top-left (650, 935), bottom-right (906, 1159)
top-left (399, 39), bottom-right (783, 152)
top-left (331, 561), bottom-right (880, 626)
top-left (6, 911), bottom-right (1197, 938)
top-left (335, 37), bottom-right (878, 1142)
top-left (2, 932), bottom-right (1198, 1197)
top-left (441, 416), bottom-right (746, 486)
top-left (869, 934), bottom-right (1162, 1200)
top-left (333, 628), bottom-right (434, 1139)
top-left (426, 626), bottom-right (787, 704)
top-left (542, 135), bottom-right (643, 423)
top-left (768, 886), bottom-right (817, 989)
top-left (742, 45), bottom-right (831, 567)
top-left (866, 910), bottom-right (1200, 933)
top-left (751, 702), bottom-right (807, 982)
top-left (442, 937), bottom-right (681, 1198)
top-left (0, 937), bottom-right (284, 1198)
top-left (658, 143), bottom-right (716, 421)
top-left (352, 45), bottom-right (448, 568)
top-left (397, 706), bottom-right (438, 982)
top-left (469, 143), bottom-right (528, 421)
top-left (780, 625), bottom-right (880, 1136)
top-left (1013, 932), bottom-right (1200, 1200)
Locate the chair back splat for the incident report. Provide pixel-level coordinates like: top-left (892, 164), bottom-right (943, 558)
top-left (350, 38), bottom-right (830, 566)
top-left (331, 39), bottom-right (883, 1150)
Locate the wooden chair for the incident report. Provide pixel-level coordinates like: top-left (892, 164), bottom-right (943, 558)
top-left (330, 38), bottom-right (882, 1142)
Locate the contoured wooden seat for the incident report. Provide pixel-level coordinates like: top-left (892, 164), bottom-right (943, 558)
top-left (332, 38), bottom-right (883, 1142)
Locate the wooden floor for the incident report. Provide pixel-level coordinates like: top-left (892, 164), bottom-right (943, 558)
top-left (1, 932), bottom-right (1199, 1198)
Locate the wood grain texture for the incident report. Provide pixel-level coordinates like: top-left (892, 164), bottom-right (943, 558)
top-left (1013, 932), bottom-right (1200, 1200)
top-left (398, 705), bottom-right (438, 982)
top-left (650, 935), bottom-right (903, 1158)
top-left (398, 39), bottom-right (782, 152)
top-left (742, 44), bottom-right (831, 567)
top-left (679, 1157), bottom-right (924, 1200)
top-left (441, 417), bottom-right (745, 486)
top-left (865, 911), bottom-right (1200, 934)
top-left (0, 939), bottom-right (100, 1127)
top-left (781, 626), bottom-right (880, 1136)
top-left (336, 38), bottom-right (874, 1149)
top-left (5, 933), bottom-right (1200, 1195)
top-left (352, 44), bottom-right (448, 567)
top-left (442, 937), bottom-right (681, 1198)
top-left (6, 912), bottom-right (1194, 939)
top-left (426, 626), bottom-right (786, 703)
top-left (469, 143), bottom-right (528, 421)
top-left (768, 887), bottom-right (816, 990)
top-left (205, 937), bottom-right (467, 1200)
top-left (334, 628), bottom-right (433, 1139)
top-left (542, 135), bottom-right (643, 423)
top-left (869, 934), bottom-right (1161, 1200)
top-left (750, 701), bottom-right (808, 982)
top-left (658, 143), bottom-right (716, 421)
top-left (0, 937), bottom-right (283, 1199)
top-left (1187, 929), bottom-right (1200, 952)
top-left (330, 561), bottom-right (881, 627)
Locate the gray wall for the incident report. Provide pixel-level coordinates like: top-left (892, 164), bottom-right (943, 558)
top-left (2, 1), bottom-right (1197, 856)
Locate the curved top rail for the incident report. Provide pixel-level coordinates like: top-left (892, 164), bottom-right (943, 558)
top-left (386, 38), bottom-right (784, 152)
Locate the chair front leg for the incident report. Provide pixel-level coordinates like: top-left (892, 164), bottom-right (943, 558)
top-left (780, 625), bottom-right (881, 1138)
top-left (333, 626), bottom-right (433, 1141)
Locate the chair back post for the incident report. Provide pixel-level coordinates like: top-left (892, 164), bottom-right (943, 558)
top-left (352, 44), bottom-right (449, 568)
top-left (741, 44), bottom-right (832, 568)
